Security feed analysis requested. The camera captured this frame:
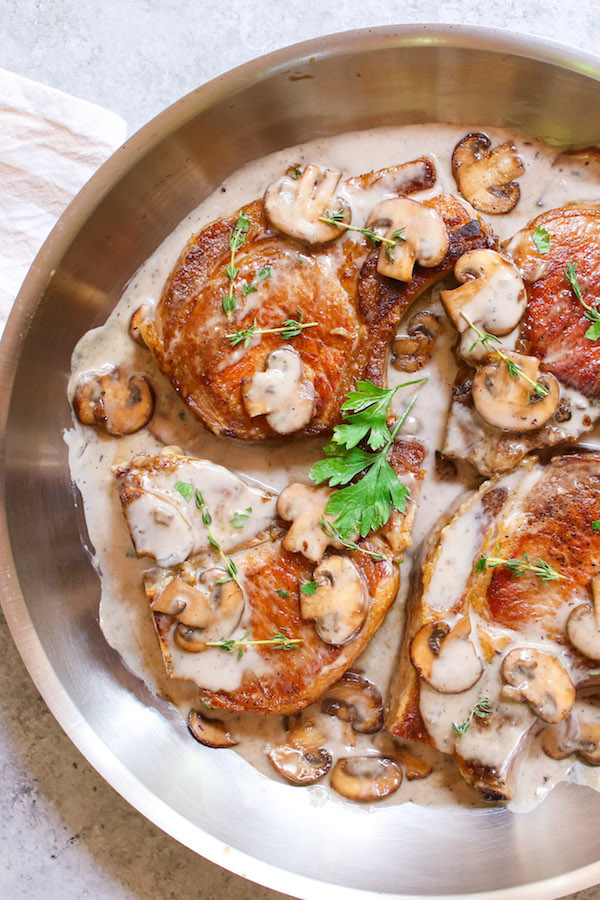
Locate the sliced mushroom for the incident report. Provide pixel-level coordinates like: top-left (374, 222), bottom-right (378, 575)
top-left (188, 709), bottom-right (238, 748)
top-left (125, 492), bottom-right (194, 567)
top-left (277, 483), bottom-right (355, 563)
top-left (472, 352), bottom-right (560, 432)
top-left (373, 734), bottom-right (433, 780)
top-left (301, 556), bottom-right (368, 645)
top-left (330, 757), bottom-right (402, 802)
top-left (500, 647), bottom-right (575, 723)
top-left (129, 304), bottom-right (152, 345)
top-left (321, 672), bottom-right (384, 734)
top-left (365, 197), bottom-right (449, 282)
top-left (263, 164), bottom-right (350, 244)
top-left (73, 367), bottom-right (154, 435)
top-left (267, 720), bottom-right (332, 784)
top-left (392, 311), bottom-right (440, 373)
top-left (410, 617), bottom-right (483, 694)
top-left (452, 133), bottom-right (525, 214)
top-left (440, 249), bottom-right (527, 337)
top-left (167, 569), bottom-right (244, 652)
top-left (242, 347), bottom-right (316, 434)
top-left (542, 701), bottom-right (600, 765)
top-left (567, 576), bottom-right (600, 660)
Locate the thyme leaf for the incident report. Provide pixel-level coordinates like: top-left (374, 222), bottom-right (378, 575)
top-left (319, 211), bottom-right (405, 254)
top-left (222, 211), bottom-right (250, 319)
top-left (475, 548), bottom-right (563, 583)
top-left (318, 517), bottom-right (385, 561)
top-left (226, 310), bottom-right (318, 348)
top-left (452, 698), bottom-right (493, 737)
top-left (206, 628), bottom-right (302, 659)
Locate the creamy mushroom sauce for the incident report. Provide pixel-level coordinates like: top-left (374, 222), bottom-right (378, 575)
top-left (66, 123), bottom-right (600, 812)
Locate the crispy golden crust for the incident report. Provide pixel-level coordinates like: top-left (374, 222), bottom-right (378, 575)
top-left (144, 194), bottom-right (492, 441)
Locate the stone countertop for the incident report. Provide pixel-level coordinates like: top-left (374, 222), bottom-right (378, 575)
top-left (2, 2), bottom-right (600, 898)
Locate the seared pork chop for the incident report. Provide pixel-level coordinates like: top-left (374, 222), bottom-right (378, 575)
top-left (116, 441), bottom-right (425, 715)
top-left (140, 168), bottom-right (493, 440)
top-left (387, 453), bottom-right (600, 801)
top-left (443, 204), bottom-right (600, 475)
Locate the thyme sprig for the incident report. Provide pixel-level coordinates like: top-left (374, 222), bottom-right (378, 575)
top-left (226, 310), bottom-right (318, 348)
top-left (222, 211), bottom-right (250, 319)
top-left (475, 547), bottom-right (563, 583)
top-left (207, 628), bottom-right (301, 660)
top-left (319, 517), bottom-right (385, 561)
top-left (452, 698), bottom-right (493, 737)
top-left (174, 481), bottom-right (243, 591)
top-left (319, 210), bottom-right (405, 260)
top-left (565, 262), bottom-right (600, 341)
top-left (461, 312), bottom-right (549, 398)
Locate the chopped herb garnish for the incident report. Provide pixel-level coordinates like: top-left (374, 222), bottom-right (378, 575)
top-left (258, 266), bottom-right (272, 279)
top-left (242, 282), bottom-right (257, 296)
top-left (565, 262), bottom-right (600, 340)
top-left (286, 165), bottom-right (302, 180)
top-left (174, 480), bottom-right (194, 502)
top-left (319, 517), bottom-right (385, 561)
top-left (452, 698), bottom-right (493, 737)
top-left (301, 581), bottom-right (318, 595)
top-left (230, 507), bottom-right (252, 529)
top-left (207, 628), bottom-right (301, 659)
top-left (475, 548), bottom-right (563, 583)
top-left (275, 588), bottom-right (289, 599)
top-left (532, 225), bottom-right (550, 254)
top-left (592, 520), bottom-right (600, 533)
top-left (175, 482), bottom-right (243, 590)
top-left (222, 211), bottom-right (250, 319)
top-left (461, 313), bottom-right (549, 398)
top-left (226, 310), bottom-right (318, 348)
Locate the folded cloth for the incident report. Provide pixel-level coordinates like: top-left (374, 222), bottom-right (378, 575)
top-left (0, 67), bottom-right (127, 333)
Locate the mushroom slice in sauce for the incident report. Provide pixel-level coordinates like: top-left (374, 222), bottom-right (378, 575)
top-left (301, 556), bottom-right (369, 645)
top-left (500, 648), bottom-right (575, 724)
top-left (452, 132), bottom-right (525, 214)
top-left (263, 164), bottom-right (350, 244)
top-left (129, 304), bottom-right (152, 345)
top-left (242, 347), bottom-right (316, 435)
top-left (373, 733), bottom-right (432, 780)
top-left (330, 757), bottom-right (402, 802)
top-left (188, 709), bottom-right (238, 748)
top-left (472, 352), bottom-right (560, 432)
top-left (392, 311), bottom-right (440, 373)
top-left (277, 483), bottom-right (357, 563)
top-left (542, 701), bottom-right (600, 765)
top-left (73, 367), bottom-right (154, 435)
top-left (268, 720), bottom-right (332, 785)
top-left (321, 672), bottom-right (384, 734)
top-left (567, 576), bottom-right (600, 661)
top-left (365, 197), bottom-right (449, 282)
top-left (410, 617), bottom-right (483, 694)
top-left (440, 249), bottom-right (527, 337)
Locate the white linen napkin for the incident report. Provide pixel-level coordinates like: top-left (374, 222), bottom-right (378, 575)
top-left (0, 68), bottom-right (127, 332)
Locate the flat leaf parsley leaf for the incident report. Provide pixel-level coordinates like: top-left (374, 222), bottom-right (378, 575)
top-left (532, 225), bottom-right (550, 254)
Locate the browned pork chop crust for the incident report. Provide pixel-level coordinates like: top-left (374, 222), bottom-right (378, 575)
top-left (142, 192), bottom-right (492, 441)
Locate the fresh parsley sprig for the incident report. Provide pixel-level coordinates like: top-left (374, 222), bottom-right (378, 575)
top-left (474, 547), bottom-right (563, 583)
top-left (461, 313), bottom-right (549, 398)
top-left (333, 379), bottom-right (426, 450)
top-left (226, 310), bottom-right (318, 348)
top-left (222, 211), bottom-right (250, 319)
top-left (206, 628), bottom-right (301, 660)
top-left (319, 517), bottom-right (385, 561)
top-left (565, 262), bottom-right (600, 340)
top-left (319, 210), bottom-right (405, 259)
top-left (452, 698), bottom-right (492, 737)
top-left (174, 481), bottom-right (243, 590)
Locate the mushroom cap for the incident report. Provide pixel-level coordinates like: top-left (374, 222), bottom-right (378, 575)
top-left (441, 249), bottom-right (527, 337)
top-left (129, 304), bottom-right (152, 345)
top-left (410, 617), bottom-right (483, 694)
top-left (321, 672), bottom-right (384, 734)
top-left (241, 347), bottom-right (316, 435)
top-left (330, 756), bottom-right (402, 802)
top-left (126, 492), bottom-right (194, 567)
top-left (187, 709), bottom-right (238, 748)
top-left (567, 604), bottom-right (600, 661)
top-left (365, 197), bottom-right (449, 282)
top-left (153, 568), bottom-right (244, 645)
top-left (73, 368), bottom-right (155, 435)
top-left (277, 482), bottom-right (354, 563)
top-left (501, 647), bottom-right (575, 723)
top-left (472, 353), bottom-right (560, 433)
top-left (392, 311), bottom-right (440, 373)
top-left (263, 164), bottom-right (350, 245)
top-left (452, 132), bottom-right (525, 215)
top-left (267, 720), bottom-right (332, 784)
top-left (542, 701), bottom-right (600, 765)
top-left (301, 555), bottom-right (369, 645)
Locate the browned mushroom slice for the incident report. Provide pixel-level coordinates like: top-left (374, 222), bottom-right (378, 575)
top-left (301, 556), bottom-right (368, 645)
top-left (567, 576), bottom-right (600, 661)
top-left (330, 757), bottom-right (402, 802)
top-left (345, 157), bottom-right (437, 194)
top-left (392, 311), bottom-right (440, 373)
top-left (542, 701), bottom-right (600, 765)
top-left (188, 709), bottom-right (238, 748)
top-left (472, 352), bottom-right (560, 432)
top-left (373, 733), bottom-right (433, 780)
top-left (263, 164), bottom-right (350, 244)
top-left (452, 133), bottom-right (525, 214)
top-left (277, 483), bottom-right (355, 563)
top-left (410, 617), bottom-right (483, 693)
top-left (73, 367), bottom-right (155, 435)
top-left (500, 648), bottom-right (575, 724)
top-left (365, 197), bottom-right (449, 282)
top-left (129, 304), bottom-right (152, 345)
top-left (267, 720), bottom-right (332, 785)
top-left (321, 672), bottom-right (383, 734)
top-left (241, 347), bottom-right (316, 434)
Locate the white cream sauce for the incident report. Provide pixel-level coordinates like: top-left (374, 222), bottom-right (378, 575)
top-left (66, 123), bottom-right (600, 812)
